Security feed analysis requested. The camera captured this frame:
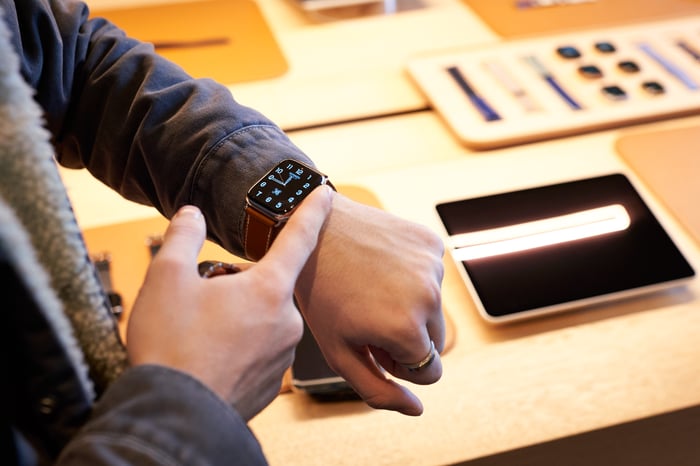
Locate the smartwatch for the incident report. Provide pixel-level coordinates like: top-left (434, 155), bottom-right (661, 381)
top-left (244, 159), bottom-right (334, 261)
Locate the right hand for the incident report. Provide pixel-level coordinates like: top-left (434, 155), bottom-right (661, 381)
top-left (126, 186), bottom-right (333, 420)
top-left (294, 194), bottom-right (445, 416)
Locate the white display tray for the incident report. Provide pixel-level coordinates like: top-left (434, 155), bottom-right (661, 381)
top-left (408, 16), bottom-right (700, 149)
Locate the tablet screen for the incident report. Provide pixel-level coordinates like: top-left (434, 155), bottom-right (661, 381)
top-left (436, 174), bottom-right (695, 323)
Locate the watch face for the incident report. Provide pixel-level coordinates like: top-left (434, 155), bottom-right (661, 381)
top-left (248, 160), bottom-right (324, 216)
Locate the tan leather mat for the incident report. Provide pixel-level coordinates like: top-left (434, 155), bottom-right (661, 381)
top-left (91, 0), bottom-right (288, 83)
top-left (81, 185), bottom-right (455, 392)
top-left (463, 0), bottom-right (700, 38)
top-left (616, 124), bottom-right (700, 247)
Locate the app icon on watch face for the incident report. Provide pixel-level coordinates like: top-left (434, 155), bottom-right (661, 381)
top-left (249, 160), bottom-right (323, 215)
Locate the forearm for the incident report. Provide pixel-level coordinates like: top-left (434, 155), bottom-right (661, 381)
top-left (1, 0), bottom-right (313, 255)
top-left (57, 366), bottom-right (268, 465)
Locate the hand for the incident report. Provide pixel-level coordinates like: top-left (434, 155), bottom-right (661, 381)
top-left (295, 193), bottom-right (445, 416)
top-left (126, 186), bottom-right (333, 420)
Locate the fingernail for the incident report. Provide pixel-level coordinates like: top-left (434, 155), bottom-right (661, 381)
top-left (176, 205), bottom-right (202, 219)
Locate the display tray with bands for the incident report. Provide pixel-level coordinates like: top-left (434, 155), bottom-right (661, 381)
top-left (408, 16), bottom-right (700, 148)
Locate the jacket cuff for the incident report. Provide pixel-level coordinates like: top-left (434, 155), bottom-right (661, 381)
top-left (58, 365), bottom-right (268, 465)
top-left (189, 124), bottom-right (314, 257)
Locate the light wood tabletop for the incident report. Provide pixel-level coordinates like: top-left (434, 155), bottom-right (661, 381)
top-left (65, 1), bottom-right (700, 463)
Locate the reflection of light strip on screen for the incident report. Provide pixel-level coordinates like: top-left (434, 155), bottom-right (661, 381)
top-left (451, 204), bottom-right (630, 261)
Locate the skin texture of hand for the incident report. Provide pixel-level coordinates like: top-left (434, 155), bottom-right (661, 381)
top-left (295, 193), bottom-right (446, 416)
top-left (126, 186), bottom-right (333, 421)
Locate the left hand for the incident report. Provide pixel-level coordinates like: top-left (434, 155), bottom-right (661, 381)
top-left (294, 193), bottom-right (445, 416)
top-left (127, 186), bottom-right (332, 421)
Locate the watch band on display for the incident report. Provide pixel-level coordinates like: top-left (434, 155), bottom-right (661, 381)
top-left (92, 252), bottom-right (124, 319)
top-left (243, 159), bottom-right (333, 261)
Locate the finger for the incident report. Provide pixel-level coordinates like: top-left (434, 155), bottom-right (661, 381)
top-left (373, 341), bottom-right (443, 386)
top-left (370, 315), bottom-right (444, 385)
top-left (332, 346), bottom-right (424, 416)
top-left (258, 185), bottom-right (333, 280)
top-left (407, 301), bottom-right (446, 383)
top-left (377, 290), bottom-right (445, 384)
top-left (155, 205), bottom-right (207, 270)
top-left (426, 308), bottom-right (447, 354)
top-left (426, 262), bottom-right (447, 354)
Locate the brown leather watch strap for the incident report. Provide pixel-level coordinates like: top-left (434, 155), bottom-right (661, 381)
top-left (244, 204), bottom-right (283, 261)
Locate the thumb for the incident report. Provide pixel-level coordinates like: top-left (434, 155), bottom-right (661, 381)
top-left (258, 185), bottom-right (333, 280)
top-left (155, 205), bottom-right (207, 270)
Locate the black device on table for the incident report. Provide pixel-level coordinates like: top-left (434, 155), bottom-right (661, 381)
top-left (436, 174), bottom-right (695, 323)
top-left (292, 319), bottom-right (360, 401)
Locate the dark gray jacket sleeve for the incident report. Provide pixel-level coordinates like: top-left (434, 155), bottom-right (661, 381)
top-left (0, 0), bottom-right (314, 257)
top-left (57, 365), bottom-right (268, 465)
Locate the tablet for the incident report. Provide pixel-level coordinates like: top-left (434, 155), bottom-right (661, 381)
top-left (436, 174), bottom-right (695, 323)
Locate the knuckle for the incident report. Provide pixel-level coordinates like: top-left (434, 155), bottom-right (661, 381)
top-left (401, 271), bottom-right (442, 316)
top-left (415, 224), bottom-right (445, 256)
top-left (422, 278), bottom-right (443, 311)
top-left (391, 315), bottom-right (426, 345)
top-left (288, 312), bottom-right (304, 346)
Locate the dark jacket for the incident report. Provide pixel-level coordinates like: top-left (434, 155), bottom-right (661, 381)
top-left (1, 0), bottom-right (313, 463)
top-left (1, 0), bottom-right (312, 258)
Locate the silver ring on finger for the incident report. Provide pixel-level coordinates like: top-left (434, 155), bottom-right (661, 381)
top-left (400, 340), bottom-right (437, 372)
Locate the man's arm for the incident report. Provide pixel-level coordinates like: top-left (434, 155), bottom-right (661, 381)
top-left (59, 189), bottom-right (333, 464)
top-left (57, 366), bottom-right (268, 466)
top-left (1, 0), bottom-right (311, 256)
top-left (2, 0), bottom-right (447, 416)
